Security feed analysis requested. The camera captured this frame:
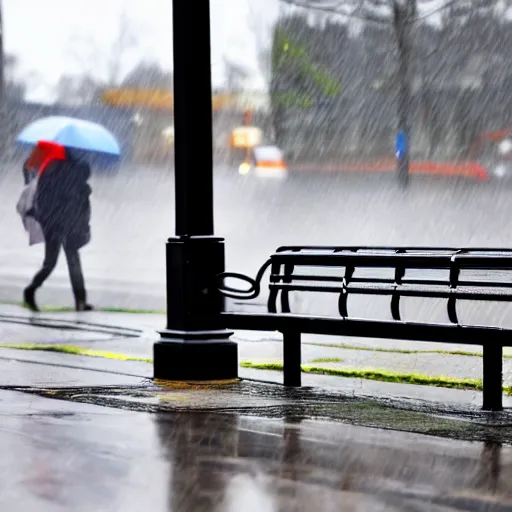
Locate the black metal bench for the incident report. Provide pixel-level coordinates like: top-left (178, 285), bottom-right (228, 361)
top-left (218, 246), bottom-right (512, 411)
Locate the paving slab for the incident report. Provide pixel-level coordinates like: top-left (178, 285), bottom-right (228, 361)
top-left (0, 322), bottom-right (114, 343)
top-left (0, 357), bottom-right (148, 388)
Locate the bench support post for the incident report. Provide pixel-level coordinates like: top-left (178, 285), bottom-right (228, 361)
top-left (283, 331), bottom-right (301, 387)
top-left (482, 344), bottom-right (503, 412)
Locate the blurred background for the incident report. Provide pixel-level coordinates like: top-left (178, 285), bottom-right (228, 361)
top-left (2, 0), bottom-right (512, 314)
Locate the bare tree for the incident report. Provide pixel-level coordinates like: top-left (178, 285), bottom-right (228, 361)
top-left (393, 0), bottom-right (416, 185)
top-left (277, 0), bottom-right (496, 184)
top-left (121, 61), bottom-right (173, 89)
top-left (0, 53), bottom-right (36, 157)
top-left (105, 11), bottom-right (139, 86)
top-left (223, 56), bottom-right (251, 92)
top-left (55, 74), bottom-right (100, 106)
top-left (247, 2), bottom-right (273, 85)
top-left (69, 11), bottom-right (139, 88)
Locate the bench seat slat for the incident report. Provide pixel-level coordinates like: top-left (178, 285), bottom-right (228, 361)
top-left (222, 312), bottom-right (512, 346)
top-left (270, 283), bottom-right (512, 301)
top-left (272, 275), bottom-right (512, 289)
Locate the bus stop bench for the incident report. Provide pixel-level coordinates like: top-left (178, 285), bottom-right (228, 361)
top-left (218, 246), bottom-right (512, 411)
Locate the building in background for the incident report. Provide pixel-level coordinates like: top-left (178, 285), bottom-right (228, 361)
top-left (101, 87), bottom-right (270, 165)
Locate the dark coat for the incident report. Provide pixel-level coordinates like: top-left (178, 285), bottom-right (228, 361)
top-left (35, 157), bottom-right (91, 249)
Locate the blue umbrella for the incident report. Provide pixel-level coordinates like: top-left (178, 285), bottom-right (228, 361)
top-left (17, 116), bottom-right (121, 156)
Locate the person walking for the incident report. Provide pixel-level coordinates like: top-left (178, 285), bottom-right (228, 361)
top-left (23, 148), bottom-right (93, 312)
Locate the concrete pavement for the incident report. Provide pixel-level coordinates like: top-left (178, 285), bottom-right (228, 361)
top-left (2, 305), bottom-right (512, 510)
top-left (1, 303), bottom-right (512, 416)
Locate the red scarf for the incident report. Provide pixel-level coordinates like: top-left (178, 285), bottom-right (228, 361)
top-left (26, 141), bottom-right (66, 176)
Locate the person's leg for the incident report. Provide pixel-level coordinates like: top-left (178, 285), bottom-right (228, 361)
top-left (63, 244), bottom-right (91, 311)
top-left (24, 236), bottom-right (61, 311)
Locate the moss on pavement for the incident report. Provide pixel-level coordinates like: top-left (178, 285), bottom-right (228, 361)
top-left (241, 360), bottom-right (512, 395)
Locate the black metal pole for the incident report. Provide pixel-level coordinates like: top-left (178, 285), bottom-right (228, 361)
top-left (153, 0), bottom-right (238, 381)
top-left (172, 3), bottom-right (213, 236)
top-left (283, 331), bottom-right (301, 387)
top-left (482, 344), bottom-right (503, 412)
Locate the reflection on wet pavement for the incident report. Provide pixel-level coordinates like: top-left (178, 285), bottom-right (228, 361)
top-left (1, 390), bottom-right (512, 511)
top-left (141, 413), bottom-right (512, 511)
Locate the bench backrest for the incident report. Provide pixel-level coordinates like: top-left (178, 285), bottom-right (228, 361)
top-left (268, 246), bottom-right (512, 325)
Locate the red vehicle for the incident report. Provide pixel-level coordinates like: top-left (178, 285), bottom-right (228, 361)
top-left (470, 128), bottom-right (512, 179)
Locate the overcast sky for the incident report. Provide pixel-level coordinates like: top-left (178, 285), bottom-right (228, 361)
top-left (4, 0), bottom-right (279, 102)
top-left (4, 0), bottom-right (481, 103)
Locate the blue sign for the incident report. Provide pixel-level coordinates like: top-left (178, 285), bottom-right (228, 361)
top-left (396, 130), bottom-right (408, 159)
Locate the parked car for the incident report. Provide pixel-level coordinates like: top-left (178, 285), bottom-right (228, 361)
top-left (471, 129), bottom-right (512, 179)
top-left (238, 145), bottom-right (288, 179)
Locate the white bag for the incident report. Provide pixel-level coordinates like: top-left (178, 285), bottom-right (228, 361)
top-left (16, 177), bottom-right (44, 246)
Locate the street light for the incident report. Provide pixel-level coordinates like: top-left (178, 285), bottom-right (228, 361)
top-left (153, 0), bottom-right (238, 381)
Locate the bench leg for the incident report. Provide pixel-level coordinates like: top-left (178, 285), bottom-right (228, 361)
top-left (283, 331), bottom-right (301, 387)
top-left (482, 344), bottom-right (503, 412)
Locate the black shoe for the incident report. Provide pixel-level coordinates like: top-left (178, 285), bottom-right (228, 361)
top-left (76, 302), bottom-right (94, 312)
top-left (23, 287), bottom-right (39, 312)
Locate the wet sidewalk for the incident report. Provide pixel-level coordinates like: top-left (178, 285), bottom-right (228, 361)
top-left (3, 389), bottom-right (512, 512)
top-left (1, 304), bottom-right (512, 510)
top-left (1, 303), bottom-right (510, 407)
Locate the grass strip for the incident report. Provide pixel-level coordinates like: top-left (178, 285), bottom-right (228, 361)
top-left (38, 306), bottom-right (165, 315)
top-left (240, 360), bottom-right (512, 394)
top-left (0, 343), bottom-right (151, 363)
top-left (12, 302), bottom-right (165, 315)
top-left (310, 357), bottom-right (343, 363)
top-left (99, 308), bottom-right (165, 315)
top-left (305, 341), bottom-right (512, 358)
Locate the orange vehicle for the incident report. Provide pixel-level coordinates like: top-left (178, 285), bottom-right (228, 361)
top-left (469, 128), bottom-right (512, 179)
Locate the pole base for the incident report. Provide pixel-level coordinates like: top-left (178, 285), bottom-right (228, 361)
top-left (153, 340), bottom-right (238, 381)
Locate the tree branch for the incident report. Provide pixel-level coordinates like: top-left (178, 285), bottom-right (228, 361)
top-left (280, 0), bottom-right (389, 23)
top-left (279, 0), bottom-right (473, 25)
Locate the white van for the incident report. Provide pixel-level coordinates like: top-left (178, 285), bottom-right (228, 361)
top-left (238, 145), bottom-right (288, 179)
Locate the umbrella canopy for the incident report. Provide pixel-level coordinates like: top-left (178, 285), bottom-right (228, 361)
top-left (17, 116), bottom-right (121, 156)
